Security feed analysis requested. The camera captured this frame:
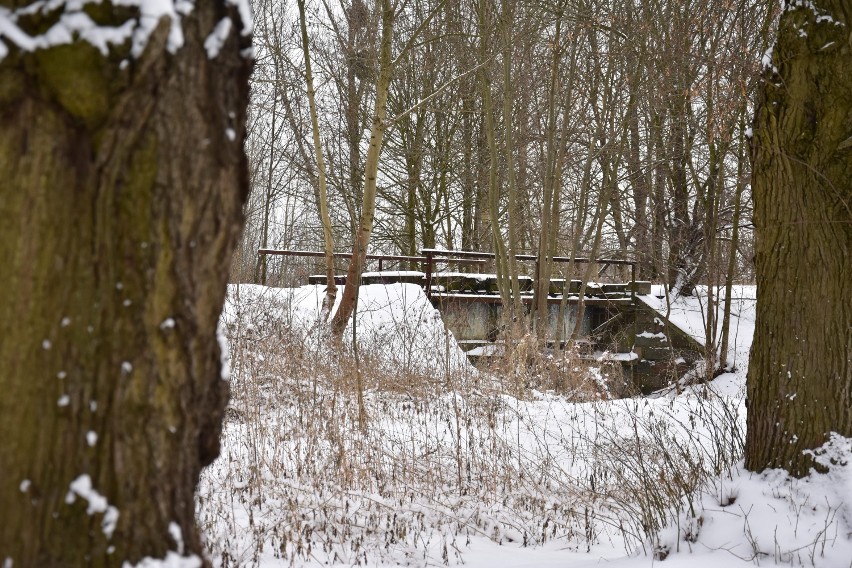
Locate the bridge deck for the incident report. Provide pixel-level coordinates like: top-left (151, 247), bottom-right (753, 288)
top-left (429, 292), bottom-right (634, 305)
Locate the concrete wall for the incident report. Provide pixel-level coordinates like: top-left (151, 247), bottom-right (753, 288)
top-left (437, 299), bottom-right (593, 344)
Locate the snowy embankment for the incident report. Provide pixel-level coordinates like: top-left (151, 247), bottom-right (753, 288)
top-left (217, 283), bottom-right (471, 376)
top-left (197, 283), bottom-right (852, 567)
top-left (639, 284), bottom-right (756, 372)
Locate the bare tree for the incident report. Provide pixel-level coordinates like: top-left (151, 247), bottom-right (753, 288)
top-left (298, 0), bottom-right (338, 318)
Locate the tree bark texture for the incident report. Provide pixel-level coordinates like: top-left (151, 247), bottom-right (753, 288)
top-left (0, 4), bottom-right (251, 565)
top-left (745, 0), bottom-right (851, 476)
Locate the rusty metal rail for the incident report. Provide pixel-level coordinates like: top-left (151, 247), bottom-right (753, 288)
top-left (420, 248), bottom-right (635, 265)
top-left (256, 248), bottom-right (486, 273)
top-left (420, 249), bottom-right (637, 302)
top-left (256, 248), bottom-right (636, 303)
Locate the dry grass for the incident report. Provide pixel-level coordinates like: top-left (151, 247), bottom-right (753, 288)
top-left (196, 286), bottom-right (745, 566)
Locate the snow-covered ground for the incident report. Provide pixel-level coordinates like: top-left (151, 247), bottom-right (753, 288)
top-left (198, 283), bottom-right (852, 567)
top-left (218, 283), bottom-right (471, 376)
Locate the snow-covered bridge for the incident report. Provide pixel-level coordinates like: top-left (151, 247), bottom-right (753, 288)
top-left (258, 248), bottom-right (707, 392)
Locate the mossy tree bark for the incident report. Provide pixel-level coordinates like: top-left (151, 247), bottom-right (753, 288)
top-left (745, 0), bottom-right (851, 476)
top-left (0, 3), bottom-right (251, 566)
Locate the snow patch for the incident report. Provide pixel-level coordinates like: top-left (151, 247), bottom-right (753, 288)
top-left (204, 17), bottom-right (231, 59)
top-left (226, 0), bottom-right (253, 37)
top-left (761, 46), bottom-right (778, 74)
top-left (0, 0), bottom-right (252, 63)
top-left (67, 474), bottom-right (120, 538)
top-left (103, 505), bottom-right (120, 538)
top-left (217, 320), bottom-right (231, 381)
top-left (660, 434), bottom-right (852, 566)
top-left (220, 283), bottom-right (472, 376)
top-left (122, 552), bottom-right (201, 568)
top-left (168, 522), bottom-right (185, 554)
top-left (636, 331), bottom-right (667, 340)
top-left (362, 271), bottom-right (425, 278)
top-left (638, 286), bottom-right (756, 370)
top-left (68, 474), bottom-right (108, 514)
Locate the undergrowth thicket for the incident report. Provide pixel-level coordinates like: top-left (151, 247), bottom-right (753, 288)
top-left (197, 286), bottom-right (745, 566)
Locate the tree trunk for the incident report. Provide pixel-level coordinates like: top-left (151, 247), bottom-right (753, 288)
top-left (254, 74), bottom-right (277, 285)
top-left (345, 6), bottom-right (365, 239)
top-left (650, 109), bottom-right (668, 280)
top-left (331, 0), bottom-right (395, 337)
top-left (499, 0), bottom-right (522, 317)
top-left (476, 0), bottom-right (511, 307)
top-left (298, 0), bottom-right (337, 319)
top-left (745, 0), bottom-right (851, 476)
top-left (720, 127), bottom-right (747, 370)
top-left (0, 5), bottom-right (250, 565)
top-left (534, 4), bottom-right (563, 339)
top-left (461, 93), bottom-right (475, 254)
top-left (666, 101), bottom-right (696, 295)
top-left (557, 137), bottom-right (595, 347)
top-left (572, 157), bottom-right (614, 341)
top-left (404, 111), bottom-right (426, 257)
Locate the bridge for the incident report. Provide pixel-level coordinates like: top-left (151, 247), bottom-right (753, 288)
top-left (257, 248), bottom-right (704, 393)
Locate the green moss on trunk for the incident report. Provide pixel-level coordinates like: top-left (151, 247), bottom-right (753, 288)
top-left (0, 4), bottom-right (251, 566)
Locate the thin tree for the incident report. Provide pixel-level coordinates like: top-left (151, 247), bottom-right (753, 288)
top-left (330, 0), bottom-right (396, 336)
top-left (533, 0), bottom-right (565, 339)
top-left (719, 125), bottom-right (747, 370)
top-left (298, 0), bottom-right (338, 319)
top-left (476, 0), bottom-right (511, 307)
top-left (331, 0), bottom-right (448, 337)
top-left (498, 0), bottom-right (522, 316)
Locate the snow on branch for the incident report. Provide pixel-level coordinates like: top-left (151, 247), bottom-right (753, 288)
top-left (0, 0), bottom-right (253, 63)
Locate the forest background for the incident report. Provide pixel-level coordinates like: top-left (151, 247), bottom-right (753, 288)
top-left (234, 0), bottom-right (774, 331)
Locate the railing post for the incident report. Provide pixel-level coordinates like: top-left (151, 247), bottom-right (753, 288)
top-left (631, 262), bottom-right (637, 372)
top-left (424, 250), bottom-right (434, 300)
top-left (630, 262), bottom-right (636, 302)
